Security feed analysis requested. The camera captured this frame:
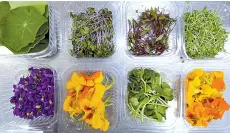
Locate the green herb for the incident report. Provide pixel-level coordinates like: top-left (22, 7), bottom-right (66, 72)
top-left (70, 7), bottom-right (115, 58)
top-left (184, 7), bottom-right (229, 59)
top-left (0, 1), bottom-right (49, 54)
top-left (128, 7), bottom-right (176, 56)
top-left (127, 68), bottom-right (173, 122)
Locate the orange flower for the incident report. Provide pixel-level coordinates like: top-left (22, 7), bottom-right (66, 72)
top-left (63, 71), bottom-right (114, 132)
top-left (212, 78), bottom-right (226, 91)
top-left (185, 69), bottom-right (230, 127)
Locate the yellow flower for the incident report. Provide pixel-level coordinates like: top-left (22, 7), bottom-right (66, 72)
top-left (90, 84), bottom-right (107, 107)
top-left (63, 96), bottom-right (74, 112)
top-left (94, 71), bottom-right (104, 83)
top-left (213, 71), bottom-right (224, 78)
top-left (187, 69), bottom-right (204, 80)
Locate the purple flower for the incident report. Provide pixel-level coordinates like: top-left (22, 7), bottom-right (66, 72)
top-left (10, 67), bottom-right (55, 119)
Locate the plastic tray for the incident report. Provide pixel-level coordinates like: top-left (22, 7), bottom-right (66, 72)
top-left (0, 61), bottom-right (58, 131)
top-left (181, 65), bottom-right (230, 132)
top-left (59, 64), bottom-right (121, 133)
top-left (181, 1), bottom-right (230, 61)
top-left (0, 3), bottom-right (58, 58)
top-left (63, 1), bottom-right (122, 62)
top-left (121, 65), bottom-right (180, 130)
top-left (122, 1), bottom-right (180, 62)
top-left (1, 1), bottom-right (230, 133)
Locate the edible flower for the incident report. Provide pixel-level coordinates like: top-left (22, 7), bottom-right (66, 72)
top-left (10, 67), bottom-right (55, 119)
top-left (186, 69), bottom-right (230, 127)
top-left (63, 71), bottom-right (115, 131)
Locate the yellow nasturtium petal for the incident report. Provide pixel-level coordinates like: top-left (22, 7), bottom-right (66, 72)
top-left (66, 81), bottom-right (76, 90)
top-left (86, 80), bottom-right (94, 87)
top-left (71, 72), bottom-right (86, 85)
top-left (91, 113), bottom-right (104, 130)
top-left (90, 84), bottom-right (106, 107)
top-left (94, 72), bottom-right (104, 83)
top-left (78, 76), bottom-right (86, 85)
top-left (192, 77), bottom-right (201, 87)
top-left (213, 71), bottom-right (224, 78)
top-left (194, 68), bottom-right (204, 77)
top-left (75, 83), bottom-right (83, 92)
top-left (100, 119), bottom-right (110, 132)
top-left (63, 96), bottom-right (74, 112)
top-left (71, 72), bottom-right (80, 82)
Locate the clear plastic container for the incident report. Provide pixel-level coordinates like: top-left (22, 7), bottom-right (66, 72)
top-left (181, 65), bottom-right (230, 132)
top-left (59, 64), bottom-right (121, 133)
top-left (63, 1), bottom-right (122, 61)
top-left (0, 60), bottom-right (58, 131)
top-left (181, 2), bottom-right (230, 61)
top-left (122, 1), bottom-right (180, 62)
top-left (121, 65), bottom-right (180, 130)
top-left (0, 3), bottom-right (58, 58)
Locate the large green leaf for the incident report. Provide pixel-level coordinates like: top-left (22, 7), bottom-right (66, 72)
top-left (0, 6), bottom-right (47, 51)
top-left (37, 22), bottom-right (48, 36)
top-left (13, 28), bottom-right (48, 54)
top-left (0, 1), bottom-right (10, 20)
top-left (0, 1), bottom-right (11, 46)
top-left (9, 1), bottom-right (47, 15)
top-left (29, 38), bottom-right (49, 53)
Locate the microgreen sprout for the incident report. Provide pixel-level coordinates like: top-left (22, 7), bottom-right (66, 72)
top-left (70, 7), bottom-right (115, 58)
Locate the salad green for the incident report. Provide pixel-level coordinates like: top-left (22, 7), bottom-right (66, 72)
top-left (127, 68), bottom-right (173, 122)
top-left (0, 1), bottom-right (49, 54)
top-left (184, 7), bottom-right (229, 59)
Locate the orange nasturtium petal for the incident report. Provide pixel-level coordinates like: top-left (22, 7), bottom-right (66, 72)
top-left (89, 71), bottom-right (101, 80)
top-left (212, 78), bottom-right (225, 92)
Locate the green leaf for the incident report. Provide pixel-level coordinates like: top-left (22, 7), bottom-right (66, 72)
top-left (0, 6), bottom-right (47, 51)
top-left (155, 34), bottom-right (164, 42)
top-left (129, 97), bottom-right (139, 107)
top-left (43, 5), bottom-right (49, 18)
top-left (37, 22), bottom-right (48, 36)
top-left (32, 4), bottom-right (47, 15)
top-left (9, 1), bottom-right (47, 14)
top-left (0, 1), bottom-right (10, 21)
top-left (157, 106), bottom-right (167, 115)
top-left (155, 110), bottom-right (163, 122)
top-left (162, 82), bottom-right (170, 89)
top-left (12, 29), bottom-right (48, 54)
top-left (29, 39), bottom-right (49, 53)
top-left (0, 1), bottom-right (11, 46)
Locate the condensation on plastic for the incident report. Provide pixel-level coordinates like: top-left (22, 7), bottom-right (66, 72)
top-left (0, 3), bottom-right (58, 59)
top-left (59, 64), bottom-right (121, 133)
top-left (63, 1), bottom-right (122, 62)
top-left (121, 64), bottom-right (180, 130)
top-left (181, 2), bottom-right (230, 61)
top-left (181, 65), bottom-right (230, 132)
top-left (121, 1), bottom-right (180, 63)
top-left (0, 60), bottom-right (58, 132)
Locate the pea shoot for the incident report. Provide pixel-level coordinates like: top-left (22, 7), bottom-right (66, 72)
top-left (70, 7), bottom-right (115, 58)
top-left (127, 68), bottom-right (173, 122)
